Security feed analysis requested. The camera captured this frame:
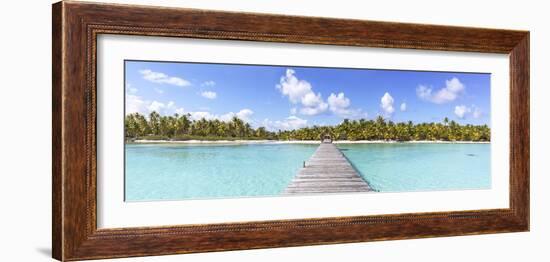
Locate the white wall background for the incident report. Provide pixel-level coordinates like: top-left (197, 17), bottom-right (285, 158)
top-left (0, 0), bottom-right (547, 261)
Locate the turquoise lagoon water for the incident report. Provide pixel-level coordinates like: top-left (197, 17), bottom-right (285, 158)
top-left (125, 143), bottom-right (490, 201)
top-left (125, 143), bottom-right (317, 201)
top-left (338, 143), bottom-right (491, 192)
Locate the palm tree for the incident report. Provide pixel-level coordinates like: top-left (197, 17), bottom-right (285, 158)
top-left (244, 123), bottom-right (252, 138)
top-left (230, 116), bottom-right (244, 137)
top-left (148, 111), bottom-right (161, 135)
top-left (125, 112), bottom-right (490, 142)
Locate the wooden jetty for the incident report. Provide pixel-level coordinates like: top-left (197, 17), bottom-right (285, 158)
top-left (283, 142), bottom-right (373, 195)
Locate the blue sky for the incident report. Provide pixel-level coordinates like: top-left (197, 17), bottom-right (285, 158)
top-left (125, 60), bottom-right (490, 131)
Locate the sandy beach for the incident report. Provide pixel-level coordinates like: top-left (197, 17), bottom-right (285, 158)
top-left (132, 139), bottom-right (490, 144)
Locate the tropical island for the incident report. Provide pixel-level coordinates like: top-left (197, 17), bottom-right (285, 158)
top-left (123, 62), bottom-right (493, 201)
top-left (125, 112), bottom-right (491, 142)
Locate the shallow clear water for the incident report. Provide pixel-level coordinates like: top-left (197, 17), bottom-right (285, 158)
top-left (125, 143), bottom-right (490, 201)
top-left (339, 143), bottom-right (491, 192)
top-left (125, 143), bottom-right (317, 201)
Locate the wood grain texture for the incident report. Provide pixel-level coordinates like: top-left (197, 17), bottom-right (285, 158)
top-left (283, 143), bottom-right (373, 194)
top-left (52, 2), bottom-right (63, 260)
top-left (509, 35), bottom-right (530, 227)
top-left (52, 1), bottom-right (530, 261)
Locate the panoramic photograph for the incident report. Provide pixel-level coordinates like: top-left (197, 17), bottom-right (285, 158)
top-left (124, 60), bottom-right (491, 202)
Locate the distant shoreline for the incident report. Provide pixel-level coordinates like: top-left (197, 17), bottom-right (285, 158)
top-left (131, 139), bottom-right (490, 144)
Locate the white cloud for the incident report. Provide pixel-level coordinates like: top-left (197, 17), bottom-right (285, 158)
top-left (299, 102), bottom-right (328, 116)
top-left (154, 88), bottom-right (164, 94)
top-left (201, 80), bottom-right (216, 87)
top-left (175, 108), bottom-right (185, 115)
top-left (125, 83), bottom-right (148, 115)
top-left (326, 92), bottom-right (366, 118)
top-left (454, 105), bottom-right (471, 119)
top-left (189, 111), bottom-right (216, 121)
top-left (328, 92), bottom-right (350, 109)
top-left (139, 69), bottom-right (191, 87)
top-left (276, 69), bottom-right (369, 118)
top-left (417, 77), bottom-right (465, 104)
top-left (301, 92), bottom-right (323, 107)
top-left (189, 108), bottom-right (254, 123)
top-left (416, 85), bottom-right (432, 101)
top-left (400, 102), bottom-right (407, 111)
top-left (218, 113), bottom-right (235, 122)
top-left (472, 107), bottom-right (483, 118)
top-left (328, 92), bottom-right (349, 113)
top-left (232, 109), bottom-right (254, 122)
top-left (262, 116), bottom-right (308, 131)
top-left (201, 91), bottom-right (217, 99)
top-left (454, 105), bottom-right (483, 119)
top-left (147, 100), bottom-right (177, 114)
top-left (277, 69), bottom-right (328, 116)
top-left (126, 83), bottom-right (138, 94)
top-left (277, 69), bottom-right (313, 104)
top-left (147, 101), bottom-right (164, 112)
top-left (380, 92), bottom-right (395, 116)
top-left (298, 91), bottom-right (328, 116)
top-left (126, 96), bottom-right (253, 121)
top-left (125, 94), bottom-right (146, 115)
top-left (125, 88), bottom-right (183, 116)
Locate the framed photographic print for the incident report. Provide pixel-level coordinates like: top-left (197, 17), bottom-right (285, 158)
top-left (52, 1), bottom-right (529, 261)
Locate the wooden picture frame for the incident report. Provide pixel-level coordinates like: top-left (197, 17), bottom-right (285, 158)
top-left (52, 1), bottom-right (529, 261)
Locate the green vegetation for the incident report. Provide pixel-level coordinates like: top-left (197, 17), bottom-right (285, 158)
top-left (125, 112), bottom-right (276, 141)
top-left (125, 113), bottom-right (490, 142)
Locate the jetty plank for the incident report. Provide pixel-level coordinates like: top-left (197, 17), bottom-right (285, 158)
top-left (283, 143), bottom-right (373, 195)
